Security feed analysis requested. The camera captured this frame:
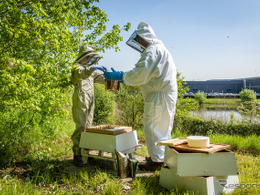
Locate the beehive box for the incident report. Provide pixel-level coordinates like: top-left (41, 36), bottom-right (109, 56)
top-left (159, 167), bottom-right (239, 194)
top-left (164, 146), bottom-right (238, 177)
top-left (79, 130), bottom-right (138, 153)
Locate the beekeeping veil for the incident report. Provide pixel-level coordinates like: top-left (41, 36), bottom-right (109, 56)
top-left (126, 22), bottom-right (156, 53)
top-left (75, 44), bottom-right (100, 66)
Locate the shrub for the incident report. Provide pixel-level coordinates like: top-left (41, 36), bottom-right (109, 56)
top-left (174, 115), bottom-right (260, 136)
top-left (239, 89), bottom-right (258, 118)
top-left (194, 91), bottom-right (207, 106)
top-left (240, 89), bottom-right (256, 102)
top-left (113, 73), bottom-right (197, 129)
top-left (93, 83), bottom-right (116, 125)
top-left (0, 109), bottom-right (73, 166)
top-left (115, 85), bottom-right (144, 129)
top-left (173, 73), bottom-right (199, 131)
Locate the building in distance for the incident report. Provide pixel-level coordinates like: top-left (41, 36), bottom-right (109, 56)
top-left (184, 76), bottom-right (260, 95)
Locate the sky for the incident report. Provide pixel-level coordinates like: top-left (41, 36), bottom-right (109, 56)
top-left (95, 0), bottom-right (260, 81)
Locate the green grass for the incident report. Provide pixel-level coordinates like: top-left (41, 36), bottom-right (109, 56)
top-left (205, 98), bottom-right (242, 105)
top-left (234, 153), bottom-right (260, 194)
top-left (204, 98), bottom-right (241, 109)
top-left (0, 178), bottom-right (41, 195)
top-left (210, 134), bottom-right (260, 154)
top-left (173, 130), bottom-right (260, 155)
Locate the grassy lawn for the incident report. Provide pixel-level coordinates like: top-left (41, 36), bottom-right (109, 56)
top-left (187, 97), bottom-right (260, 105)
top-left (205, 98), bottom-right (242, 105)
top-left (0, 128), bottom-right (259, 194)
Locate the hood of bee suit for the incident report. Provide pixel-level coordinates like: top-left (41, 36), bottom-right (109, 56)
top-left (134, 22), bottom-right (158, 44)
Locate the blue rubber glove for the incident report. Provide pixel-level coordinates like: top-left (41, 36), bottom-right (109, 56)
top-left (104, 68), bottom-right (124, 82)
top-left (91, 65), bottom-right (107, 72)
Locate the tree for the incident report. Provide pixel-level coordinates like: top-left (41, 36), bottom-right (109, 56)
top-left (194, 91), bottom-right (207, 106)
top-left (239, 89), bottom-right (256, 102)
top-left (0, 0), bottom-right (131, 118)
top-left (238, 89), bottom-right (258, 120)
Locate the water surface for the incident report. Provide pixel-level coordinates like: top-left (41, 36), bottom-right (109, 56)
top-left (191, 109), bottom-right (260, 123)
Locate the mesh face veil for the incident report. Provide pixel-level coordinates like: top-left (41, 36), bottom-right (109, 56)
top-left (75, 45), bottom-right (101, 66)
top-left (126, 32), bottom-right (150, 53)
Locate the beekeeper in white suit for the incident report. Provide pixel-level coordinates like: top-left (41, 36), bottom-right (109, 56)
top-left (104, 22), bottom-right (178, 171)
top-left (72, 44), bottom-right (107, 167)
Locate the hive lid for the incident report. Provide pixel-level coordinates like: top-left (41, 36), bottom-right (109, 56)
top-left (84, 125), bottom-right (132, 135)
top-left (155, 138), bottom-right (187, 147)
top-left (172, 143), bottom-right (230, 154)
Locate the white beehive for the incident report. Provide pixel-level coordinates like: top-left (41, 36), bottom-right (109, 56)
top-left (79, 130), bottom-right (138, 153)
top-left (160, 167), bottom-right (239, 194)
top-left (159, 145), bottom-right (239, 194)
top-left (164, 146), bottom-right (238, 177)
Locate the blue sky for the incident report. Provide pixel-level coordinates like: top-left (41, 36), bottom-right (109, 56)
top-left (95, 0), bottom-right (260, 81)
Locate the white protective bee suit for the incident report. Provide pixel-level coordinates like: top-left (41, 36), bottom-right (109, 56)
top-left (123, 22), bottom-right (178, 162)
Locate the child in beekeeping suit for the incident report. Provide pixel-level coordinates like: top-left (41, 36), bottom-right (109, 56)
top-left (71, 44), bottom-right (107, 167)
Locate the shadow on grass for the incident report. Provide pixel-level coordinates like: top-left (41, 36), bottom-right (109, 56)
top-left (0, 158), bottom-right (197, 194)
top-left (0, 158), bottom-right (117, 185)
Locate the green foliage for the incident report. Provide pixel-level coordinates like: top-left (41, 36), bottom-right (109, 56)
top-left (238, 89), bottom-right (259, 118)
top-left (240, 89), bottom-right (256, 102)
top-left (238, 101), bottom-right (260, 120)
top-left (179, 115), bottom-right (260, 136)
top-left (194, 91), bottom-right (207, 106)
top-left (115, 84), bottom-right (144, 129)
top-left (0, 1), bottom-right (130, 166)
top-left (210, 134), bottom-right (260, 154)
top-left (173, 73), bottom-right (199, 131)
top-left (0, 109), bottom-right (74, 166)
top-left (93, 84), bottom-right (116, 125)
top-left (131, 175), bottom-right (164, 195)
top-left (0, 0), bottom-right (130, 117)
top-left (0, 178), bottom-right (42, 194)
top-left (176, 73), bottom-right (199, 115)
top-left (113, 73), bottom-right (196, 129)
top-left (235, 153), bottom-right (260, 194)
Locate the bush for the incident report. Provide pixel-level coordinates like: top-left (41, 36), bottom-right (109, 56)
top-left (239, 89), bottom-right (258, 118)
top-left (173, 73), bottom-right (199, 131)
top-left (174, 115), bottom-right (260, 136)
top-left (115, 85), bottom-right (144, 129)
top-left (194, 91), bottom-right (207, 106)
top-left (0, 109), bottom-right (74, 166)
top-left (93, 84), bottom-right (116, 125)
top-left (240, 89), bottom-right (256, 102)
top-left (113, 72), bottom-right (197, 129)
